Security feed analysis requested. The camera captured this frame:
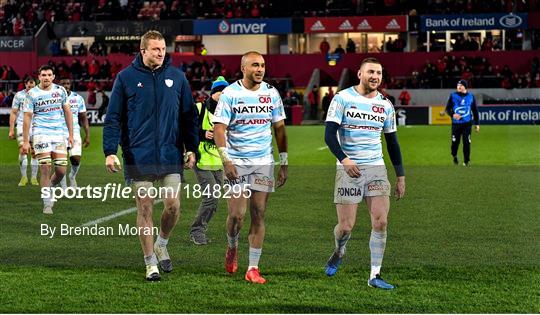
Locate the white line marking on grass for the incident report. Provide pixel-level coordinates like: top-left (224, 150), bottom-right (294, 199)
top-left (81, 200), bottom-right (163, 227)
top-left (317, 146), bottom-right (328, 150)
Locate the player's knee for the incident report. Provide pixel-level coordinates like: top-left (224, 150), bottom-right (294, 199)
top-left (38, 156), bottom-right (52, 165)
top-left (373, 218), bottom-right (388, 230)
top-left (53, 157), bottom-right (68, 167)
top-left (341, 226), bottom-right (353, 235)
top-left (70, 156), bottom-right (81, 165)
top-left (250, 208), bottom-right (265, 224)
top-left (229, 214), bottom-right (244, 225)
top-left (163, 198), bottom-right (180, 213)
top-left (137, 204), bottom-right (153, 220)
top-left (338, 222), bottom-right (354, 234)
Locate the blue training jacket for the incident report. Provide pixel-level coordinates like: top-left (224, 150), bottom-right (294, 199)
top-left (445, 91), bottom-right (479, 125)
top-left (103, 53), bottom-right (199, 180)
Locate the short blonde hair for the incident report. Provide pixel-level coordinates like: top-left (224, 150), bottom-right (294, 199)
top-left (140, 30), bottom-right (165, 49)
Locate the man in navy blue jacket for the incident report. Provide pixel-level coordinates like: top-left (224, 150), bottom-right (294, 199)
top-left (445, 79), bottom-right (480, 166)
top-left (103, 30), bottom-right (199, 281)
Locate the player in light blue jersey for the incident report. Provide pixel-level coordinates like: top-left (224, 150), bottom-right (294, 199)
top-left (22, 65), bottom-right (74, 214)
top-left (324, 58), bottom-right (406, 289)
top-left (213, 51), bottom-right (288, 284)
top-left (8, 77), bottom-right (39, 186)
top-left (59, 78), bottom-right (90, 188)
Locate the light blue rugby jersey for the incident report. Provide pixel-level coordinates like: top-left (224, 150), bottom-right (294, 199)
top-left (212, 80), bottom-right (286, 159)
top-left (63, 91), bottom-right (87, 135)
top-left (325, 87), bottom-right (396, 165)
top-left (12, 89), bottom-right (28, 127)
top-left (23, 84), bottom-right (68, 137)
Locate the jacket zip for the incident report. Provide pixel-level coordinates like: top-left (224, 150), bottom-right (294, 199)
top-left (153, 71), bottom-right (160, 173)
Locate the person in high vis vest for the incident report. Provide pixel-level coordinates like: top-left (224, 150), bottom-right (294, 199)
top-left (190, 76), bottom-right (229, 245)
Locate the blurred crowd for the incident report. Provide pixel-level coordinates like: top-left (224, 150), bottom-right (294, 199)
top-left (383, 56), bottom-right (540, 89)
top-left (1, 0), bottom-right (538, 35)
top-left (1, 55), bottom-right (539, 107)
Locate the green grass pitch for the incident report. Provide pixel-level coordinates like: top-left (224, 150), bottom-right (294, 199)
top-left (0, 125), bottom-right (539, 313)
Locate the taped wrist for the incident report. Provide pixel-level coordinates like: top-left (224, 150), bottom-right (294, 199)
top-left (279, 152), bottom-right (288, 166)
top-left (218, 147), bottom-right (231, 164)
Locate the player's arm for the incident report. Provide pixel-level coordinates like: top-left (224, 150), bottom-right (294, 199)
top-left (214, 122), bottom-right (238, 180)
top-left (22, 112), bottom-right (32, 154)
top-left (273, 120), bottom-right (288, 187)
top-left (471, 95), bottom-right (480, 132)
top-left (79, 111), bottom-right (90, 147)
top-left (325, 93), bottom-right (360, 178)
top-left (324, 122), bottom-right (346, 162)
top-left (179, 73), bottom-right (198, 168)
top-left (103, 76), bottom-right (125, 172)
top-left (62, 102), bottom-right (74, 147)
top-left (8, 107), bottom-right (18, 139)
top-left (445, 96), bottom-right (454, 116)
top-left (384, 132), bottom-right (405, 200)
top-left (271, 93), bottom-right (289, 187)
top-left (325, 122), bottom-right (360, 178)
top-left (21, 95), bottom-right (33, 154)
top-left (383, 102), bottom-right (405, 199)
top-left (212, 90), bottom-right (237, 180)
top-left (214, 123), bottom-right (227, 149)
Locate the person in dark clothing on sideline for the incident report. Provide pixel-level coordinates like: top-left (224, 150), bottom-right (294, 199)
top-left (445, 79), bottom-right (480, 166)
top-left (97, 90), bottom-right (109, 120)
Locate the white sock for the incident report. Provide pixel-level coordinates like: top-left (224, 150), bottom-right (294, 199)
top-left (60, 176), bottom-right (67, 188)
top-left (369, 230), bottom-right (387, 280)
top-left (43, 184), bottom-right (54, 206)
top-left (31, 158), bottom-right (38, 178)
top-left (248, 247), bottom-right (262, 269)
top-left (156, 235), bottom-right (168, 247)
top-left (227, 232), bottom-right (239, 248)
top-left (19, 154), bottom-right (27, 177)
top-left (70, 163), bottom-right (80, 178)
top-left (144, 253), bottom-right (158, 266)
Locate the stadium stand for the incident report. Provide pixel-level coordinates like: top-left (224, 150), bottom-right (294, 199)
top-left (1, 0), bottom-right (538, 35)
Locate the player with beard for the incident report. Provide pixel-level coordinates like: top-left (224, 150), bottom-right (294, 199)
top-left (21, 65), bottom-right (74, 214)
top-left (323, 57), bottom-right (405, 289)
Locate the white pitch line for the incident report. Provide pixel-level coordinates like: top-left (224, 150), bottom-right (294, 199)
top-left (317, 146), bottom-right (328, 151)
top-left (81, 200), bottom-right (163, 227)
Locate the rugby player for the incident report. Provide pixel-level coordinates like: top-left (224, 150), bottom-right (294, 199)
top-left (324, 57), bottom-right (405, 290)
top-left (213, 51), bottom-right (288, 284)
top-left (59, 78), bottom-right (90, 188)
top-left (8, 77), bottom-right (39, 186)
top-left (21, 65), bottom-right (74, 214)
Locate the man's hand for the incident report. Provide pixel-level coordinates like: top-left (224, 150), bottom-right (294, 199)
top-left (205, 130), bottom-right (214, 140)
top-left (276, 165), bottom-right (288, 188)
top-left (395, 176), bottom-right (405, 200)
top-left (341, 157), bottom-right (360, 178)
top-left (67, 135), bottom-right (74, 149)
top-left (452, 113), bottom-right (461, 120)
top-left (223, 161), bottom-right (239, 181)
top-left (184, 152), bottom-right (196, 169)
top-left (475, 125), bottom-right (480, 133)
top-left (105, 154), bottom-right (122, 173)
top-left (83, 136), bottom-right (90, 148)
top-left (21, 141), bottom-right (31, 155)
top-left (8, 129), bottom-right (15, 139)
